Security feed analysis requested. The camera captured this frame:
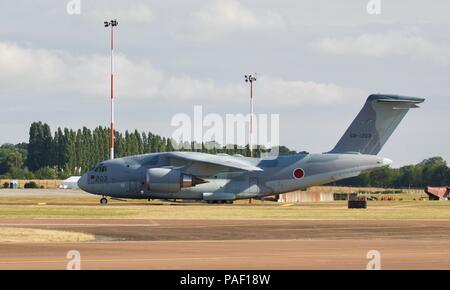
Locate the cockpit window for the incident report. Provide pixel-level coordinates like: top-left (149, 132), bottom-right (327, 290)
top-left (94, 165), bottom-right (107, 172)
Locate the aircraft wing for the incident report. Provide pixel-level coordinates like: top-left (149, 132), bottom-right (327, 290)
top-left (165, 152), bottom-right (263, 174)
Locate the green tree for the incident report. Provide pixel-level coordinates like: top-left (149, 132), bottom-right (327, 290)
top-left (0, 145), bottom-right (24, 175)
top-left (34, 167), bottom-right (58, 179)
top-left (6, 167), bottom-right (35, 179)
top-left (421, 157), bottom-right (447, 186)
top-left (26, 122), bottom-right (53, 171)
top-left (430, 165), bottom-right (450, 186)
top-left (26, 122), bottom-right (43, 171)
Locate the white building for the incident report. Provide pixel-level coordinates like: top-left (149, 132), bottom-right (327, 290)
top-left (59, 176), bottom-right (80, 189)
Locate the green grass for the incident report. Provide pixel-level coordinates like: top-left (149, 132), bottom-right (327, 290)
top-left (0, 200), bottom-right (448, 220)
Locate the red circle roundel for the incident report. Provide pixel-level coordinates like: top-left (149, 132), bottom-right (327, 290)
top-left (293, 168), bottom-right (305, 179)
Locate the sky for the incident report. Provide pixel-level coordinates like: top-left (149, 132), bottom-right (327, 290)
top-left (0, 0), bottom-right (449, 167)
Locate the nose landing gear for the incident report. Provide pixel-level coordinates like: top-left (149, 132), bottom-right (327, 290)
top-left (100, 197), bottom-right (108, 205)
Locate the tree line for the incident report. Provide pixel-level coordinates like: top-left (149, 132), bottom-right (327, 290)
top-left (0, 121), bottom-right (449, 188)
top-left (332, 156), bottom-right (450, 188)
top-left (0, 122), bottom-right (294, 179)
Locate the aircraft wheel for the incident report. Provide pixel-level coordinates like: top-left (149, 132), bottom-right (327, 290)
top-left (226, 200), bottom-right (233, 204)
top-left (100, 197), bottom-right (108, 205)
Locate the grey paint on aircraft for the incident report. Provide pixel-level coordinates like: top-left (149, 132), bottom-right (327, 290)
top-left (78, 94), bottom-right (424, 202)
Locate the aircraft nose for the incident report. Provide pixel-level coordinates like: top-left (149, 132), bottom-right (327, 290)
top-left (77, 174), bottom-right (88, 191)
top-left (382, 158), bottom-right (393, 166)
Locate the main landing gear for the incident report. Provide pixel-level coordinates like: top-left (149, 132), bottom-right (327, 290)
top-left (100, 196), bottom-right (108, 205)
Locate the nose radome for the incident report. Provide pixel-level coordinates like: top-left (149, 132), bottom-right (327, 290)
top-left (77, 174), bottom-right (88, 191)
top-left (382, 158), bottom-right (393, 166)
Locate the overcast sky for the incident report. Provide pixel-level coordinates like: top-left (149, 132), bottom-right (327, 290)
top-left (0, 0), bottom-right (449, 167)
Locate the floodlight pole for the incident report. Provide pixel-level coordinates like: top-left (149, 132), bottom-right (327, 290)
top-left (104, 19), bottom-right (118, 160)
top-left (245, 74), bottom-right (257, 158)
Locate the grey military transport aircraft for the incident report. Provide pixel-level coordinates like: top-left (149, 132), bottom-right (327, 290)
top-left (78, 94), bottom-right (424, 204)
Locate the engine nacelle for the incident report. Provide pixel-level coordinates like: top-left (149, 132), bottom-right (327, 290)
top-left (146, 168), bottom-right (206, 193)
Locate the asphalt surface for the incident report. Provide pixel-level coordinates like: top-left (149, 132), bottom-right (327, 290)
top-left (0, 189), bottom-right (89, 198)
top-left (0, 218), bottom-right (449, 269)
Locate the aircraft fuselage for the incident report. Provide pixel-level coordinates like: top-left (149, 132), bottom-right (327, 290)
top-left (78, 152), bottom-right (391, 201)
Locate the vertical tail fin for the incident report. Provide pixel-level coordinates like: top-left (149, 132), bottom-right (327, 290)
top-left (329, 94), bottom-right (425, 155)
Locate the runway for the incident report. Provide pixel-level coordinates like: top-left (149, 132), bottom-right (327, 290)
top-left (0, 189), bottom-right (89, 198)
top-left (0, 218), bottom-right (449, 269)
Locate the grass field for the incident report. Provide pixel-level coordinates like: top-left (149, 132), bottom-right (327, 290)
top-left (0, 200), bottom-right (448, 220)
top-left (0, 186), bottom-right (444, 220)
top-left (0, 227), bottom-right (95, 243)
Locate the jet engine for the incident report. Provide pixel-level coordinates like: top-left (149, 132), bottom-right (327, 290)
top-left (146, 168), bottom-right (207, 193)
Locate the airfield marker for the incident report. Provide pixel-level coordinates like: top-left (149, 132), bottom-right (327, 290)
top-left (245, 74), bottom-right (257, 205)
top-left (244, 74), bottom-right (257, 158)
top-left (104, 19), bottom-right (118, 159)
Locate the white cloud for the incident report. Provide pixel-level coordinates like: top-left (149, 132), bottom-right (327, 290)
top-left (0, 41), bottom-right (362, 107)
top-left (315, 31), bottom-right (450, 64)
top-left (88, 2), bottom-right (154, 25)
top-left (160, 76), bottom-right (244, 101)
top-left (0, 42), bottom-right (68, 92)
top-left (257, 77), bottom-right (363, 105)
top-left (192, 0), bottom-right (286, 38)
top-left (0, 42), bottom-right (162, 99)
